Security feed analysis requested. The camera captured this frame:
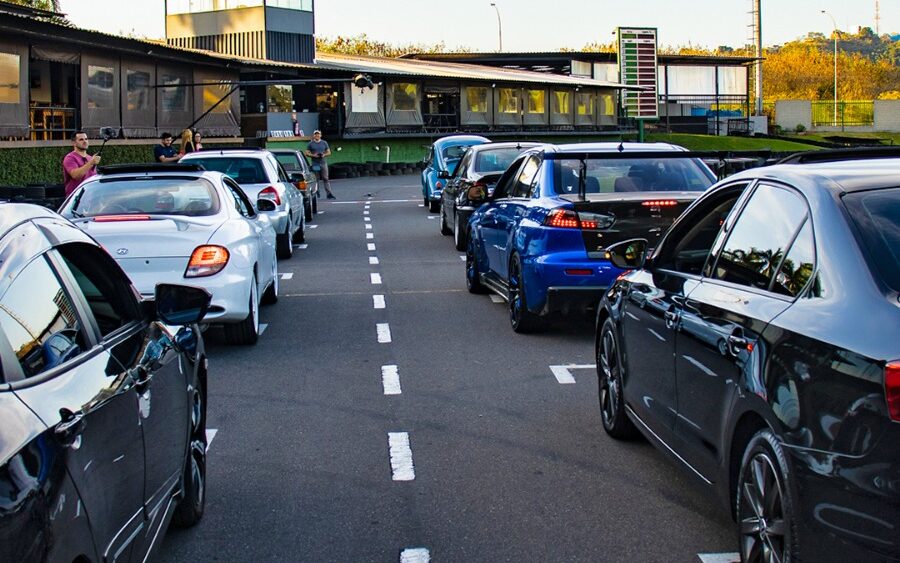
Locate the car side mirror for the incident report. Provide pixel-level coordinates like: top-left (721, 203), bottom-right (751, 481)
top-left (289, 172), bottom-right (304, 182)
top-left (438, 170), bottom-right (452, 179)
top-left (256, 198), bottom-right (277, 212)
top-left (605, 239), bottom-right (649, 270)
top-left (154, 284), bottom-right (212, 325)
top-left (466, 185), bottom-right (487, 202)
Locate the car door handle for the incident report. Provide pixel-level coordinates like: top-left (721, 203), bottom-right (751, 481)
top-left (728, 334), bottom-right (749, 353)
top-left (55, 408), bottom-right (86, 446)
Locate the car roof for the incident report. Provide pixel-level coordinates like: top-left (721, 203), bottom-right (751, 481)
top-left (466, 142), bottom-right (542, 153)
top-left (541, 142), bottom-right (688, 154)
top-left (0, 203), bottom-right (58, 233)
top-left (182, 149), bottom-right (271, 159)
top-left (89, 169), bottom-right (226, 183)
top-left (730, 158), bottom-right (900, 194)
top-left (433, 135), bottom-right (491, 147)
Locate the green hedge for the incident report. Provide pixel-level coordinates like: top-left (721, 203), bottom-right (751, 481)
top-left (0, 145), bottom-right (159, 186)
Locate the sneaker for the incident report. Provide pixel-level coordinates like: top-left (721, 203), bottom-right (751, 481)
top-left (326, 193), bottom-right (336, 200)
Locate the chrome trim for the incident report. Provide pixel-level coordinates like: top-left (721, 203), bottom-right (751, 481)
top-left (625, 405), bottom-right (712, 485)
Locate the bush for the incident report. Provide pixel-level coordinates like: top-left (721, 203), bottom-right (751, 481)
top-left (794, 123), bottom-right (806, 133)
top-left (0, 144), bottom-right (159, 186)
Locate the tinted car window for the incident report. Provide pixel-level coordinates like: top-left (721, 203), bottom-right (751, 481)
top-left (0, 255), bottom-right (88, 379)
top-left (56, 243), bottom-right (142, 337)
top-left (843, 187), bottom-right (900, 293)
top-left (511, 156), bottom-right (541, 198)
top-left (771, 219), bottom-right (816, 297)
top-left (711, 185), bottom-right (809, 292)
top-left (492, 156), bottom-right (527, 199)
top-left (275, 153), bottom-right (302, 172)
top-left (474, 148), bottom-right (524, 174)
top-left (223, 178), bottom-right (253, 217)
top-left (552, 157), bottom-right (715, 195)
top-left (70, 177), bottom-right (220, 217)
top-left (185, 157), bottom-right (267, 184)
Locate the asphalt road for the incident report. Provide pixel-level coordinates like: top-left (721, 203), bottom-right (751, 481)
top-left (158, 174), bottom-right (736, 563)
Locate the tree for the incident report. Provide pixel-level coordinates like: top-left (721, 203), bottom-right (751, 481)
top-left (4, 0), bottom-right (56, 11)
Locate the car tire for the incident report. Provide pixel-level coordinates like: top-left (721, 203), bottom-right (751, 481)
top-left (466, 235), bottom-right (488, 294)
top-left (261, 259), bottom-right (278, 305)
top-left (428, 199), bottom-right (440, 213)
top-left (224, 275), bottom-right (259, 345)
top-left (304, 199), bottom-right (313, 222)
top-left (171, 366), bottom-right (206, 527)
top-left (736, 430), bottom-right (799, 563)
top-left (508, 253), bottom-right (542, 333)
top-left (454, 214), bottom-right (467, 252)
top-left (717, 338), bottom-right (729, 356)
top-left (311, 194), bottom-right (318, 215)
top-left (440, 203), bottom-right (453, 236)
top-left (597, 318), bottom-right (640, 440)
top-left (423, 195), bottom-right (429, 209)
top-left (277, 220), bottom-right (293, 259)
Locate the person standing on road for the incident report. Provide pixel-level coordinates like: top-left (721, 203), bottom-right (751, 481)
top-left (63, 131), bottom-right (101, 197)
top-left (305, 130), bottom-right (335, 199)
top-left (154, 132), bottom-right (181, 163)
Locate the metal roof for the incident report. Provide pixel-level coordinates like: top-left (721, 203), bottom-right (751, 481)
top-left (405, 51), bottom-right (758, 66)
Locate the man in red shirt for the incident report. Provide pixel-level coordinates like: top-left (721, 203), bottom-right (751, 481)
top-left (63, 131), bottom-right (101, 196)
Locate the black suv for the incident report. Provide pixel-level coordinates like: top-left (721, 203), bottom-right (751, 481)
top-left (0, 204), bottom-right (212, 561)
top-left (595, 150), bottom-right (900, 562)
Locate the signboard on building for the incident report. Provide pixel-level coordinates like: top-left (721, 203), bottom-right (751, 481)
top-left (617, 27), bottom-right (658, 119)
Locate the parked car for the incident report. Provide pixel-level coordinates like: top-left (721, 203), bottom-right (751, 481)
top-left (595, 151), bottom-right (900, 562)
top-left (0, 203), bottom-right (212, 562)
top-left (270, 148), bottom-right (319, 221)
top-left (465, 142), bottom-right (716, 332)
top-left (421, 134), bottom-right (490, 212)
top-left (59, 163), bottom-right (278, 345)
top-left (181, 148), bottom-right (305, 258)
top-left (440, 141), bottom-right (541, 251)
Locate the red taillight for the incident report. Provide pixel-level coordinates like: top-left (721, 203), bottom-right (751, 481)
top-left (436, 181), bottom-right (443, 190)
top-left (295, 180), bottom-right (307, 191)
top-left (94, 215), bottom-right (151, 222)
top-left (886, 361), bottom-right (900, 422)
top-left (642, 200), bottom-right (679, 207)
top-left (259, 186), bottom-right (281, 205)
top-left (544, 209), bottom-right (613, 230)
top-left (185, 245), bottom-right (229, 278)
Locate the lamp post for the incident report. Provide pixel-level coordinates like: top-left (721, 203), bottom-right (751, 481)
top-left (821, 10), bottom-right (838, 126)
top-left (490, 3), bottom-right (503, 52)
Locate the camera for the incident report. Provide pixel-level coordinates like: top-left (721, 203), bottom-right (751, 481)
top-left (99, 126), bottom-right (116, 141)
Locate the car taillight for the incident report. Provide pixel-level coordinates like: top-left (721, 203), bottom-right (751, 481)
top-left (259, 186), bottom-right (281, 205)
top-left (295, 180), bottom-right (307, 191)
top-left (886, 361), bottom-right (900, 422)
top-left (185, 245), bottom-right (229, 278)
top-left (544, 209), bottom-right (614, 229)
top-left (641, 200), bottom-right (679, 207)
top-left (436, 181), bottom-right (443, 190)
top-left (94, 215), bottom-right (151, 222)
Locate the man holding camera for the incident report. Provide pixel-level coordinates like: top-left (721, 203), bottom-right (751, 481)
top-left (154, 132), bottom-right (182, 163)
top-left (305, 130), bottom-right (335, 199)
top-left (63, 131), bottom-right (101, 197)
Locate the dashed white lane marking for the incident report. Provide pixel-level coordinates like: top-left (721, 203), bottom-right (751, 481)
top-left (400, 548), bottom-right (430, 563)
top-left (697, 554), bottom-right (739, 563)
top-left (382, 365), bottom-right (401, 395)
top-left (373, 294), bottom-right (386, 309)
top-left (308, 224), bottom-right (318, 229)
top-left (648, 328), bottom-right (666, 342)
top-left (366, 224), bottom-right (373, 230)
top-left (426, 216), bottom-right (438, 220)
top-left (683, 355), bottom-right (718, 377)
top-left (625, 311), bottom-right (640, 321)
top-left (418, 204), bottom-right (425, 207)
top-left (281, 273), bottom-right (294, 280)
top-left (364, 210), bottom-right (370, 215)
top-left (489, 294), bottom-right (504, 303)
top-left (205, 429), bottom-right (218, 451)
top-left (370, 256), bottom-right (380, 265)
top-left (294, 244), bottom-right (309, 250)
top-left (371, 273), bottom-right (383, 285)
top-left (367, 243), bottom-right (377, 251)
top-left (366, 233), bottom-right (375, 239)
top-left (377, 323), bottom-right (392, 343)
top-left (388, 432), bottom-right (415, 481)
top-left (333, 199), bottom-right (419, 204)
top-left (365, 217), bottom-right (371, 222)
top-left (259, 323), bottom-right (268, 335)
top-left (549, 364), bottom-right (596, 384)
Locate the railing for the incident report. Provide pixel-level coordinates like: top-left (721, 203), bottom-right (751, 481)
top-left (812, 101), bottom-right (874, 127)
top-left (30, 106), bottom-right (77, 141)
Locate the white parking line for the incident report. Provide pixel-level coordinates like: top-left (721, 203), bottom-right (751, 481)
top-left (367, 243), bottom-right (377, 251)
top-left (371, 273), bottom-right (383, 285)
top-left (281, 273), bottom-right (294, 280)
top-left (426, 216), bottom-right (438, 220)
top-left (308, 224), bottom-right (318, 229)
top-left (294, 244), bottom-right (308, 250)
top-left (489, 294), bottom-right (504, 303)
top-left (366, 224), bottom-right (372, 230)
top-left (205, 429), bottom-right (218, 451)
top-left (625, 311), bottom-right (640, 321)
top-left (697, 554), bottom-right (739, 563)
top-left (648, 328), bottom-right (666, 342)
top-left (365, 217), bottom-right (371, 222)
top-left (259, 323), bottom-right (268, 335)
top-left (418, 204), bottom-right (425, 207)
top-left (382, 365), bottom-right (401, 395)
top-left (377, 323), bottom-right (392, 343)
top-left (366, 233), bottom-right (374, 239)
top-left (400, 548), bottom-right (430, 563)
top-left (369, 256), bottom-right (380, 265)
top-left (364, 210), bottom-right (370, 215)
top-left (373, 294), bottom-right (386, 309)
top-left (388, 432), bottom-right (415, 481)
top-left (549, 364), bottom-right (596, 384)
top-left (459, 255), bottom-right (466, 261)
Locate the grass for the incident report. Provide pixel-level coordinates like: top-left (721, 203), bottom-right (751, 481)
top-left (640, 133), bottom-right (822, 152)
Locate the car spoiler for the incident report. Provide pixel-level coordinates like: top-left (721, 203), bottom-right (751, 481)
top-left (98, 163), bottom-right (206, 174)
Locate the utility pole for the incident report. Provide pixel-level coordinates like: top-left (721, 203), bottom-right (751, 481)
top-left (490, 3), bottom-right (503, 52)
top-left (822, 10), bottom-right (838, 127)
top-left (875, 0), bottom-right (881, 35)
top-left (750, 0), bottom-right (763, 116)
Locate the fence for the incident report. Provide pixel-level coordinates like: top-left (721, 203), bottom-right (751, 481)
top-left (811, 101), bottom-right (874, 127)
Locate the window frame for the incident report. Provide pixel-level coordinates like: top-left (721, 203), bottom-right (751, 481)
top-left (223, 177), bottom-right (256, 217)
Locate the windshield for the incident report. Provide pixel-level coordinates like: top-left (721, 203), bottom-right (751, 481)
top-left (552, 157), bottom-right (716, 195)
top-left (185, 157), bottom-right (268, 184)
top-left (69, 177), bottom-right (220, 217)
top-left (843, 187), bottom-right (900, 293)
top-left (474, 148), bottom-right (526, 174)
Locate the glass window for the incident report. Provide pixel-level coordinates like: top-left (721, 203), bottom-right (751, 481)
top-left (126, 70), bottom-right (151, 111)
top-left (0, 256), bottom-right (87, 379)
top-left (466, 87), bottom-right (488, 113)
top-left (599, 93), bottom-right (615, 116)
top-left (474, 147), bottom-right (526, 174)
top-left (267, 0), bottom-right (313, 10)
top-left (275, 153), bottom-right (302, 172)
top-left (552, 90), bottom-right (571, 114)
top-left (267, 84), bottom-right (293, 113)
top-left (711, 185), bottom-right (809, 292)
top-left (771, 219), bottom-right (815, 297)
top-left (527, 90), bottom-right (545, 114)
top-left (576, 93), bottom-right (594, 116)
top-left (0, 52), bottom-right (20, 104)
top-left (167, 0), bottom-right (266, 14)
top-left (551, 157), bottom-right (716, 195)
top-left (391, 83), bottom-right (417, 111)
top-left (842, 187), bottom-right (900, 293)
top-left (185, 157), bottom-right (268, 184)
top-left (224, 179), bottom-right (252, 217)
top-left (161, 73), bottom-right (188, 112)
top-left (69, 177), bottom-right (221, 217)
top-left (498, 88), bottom-right (519, 114)
top-left (87, 65), bottom-right (115, 109)
top-left (512, 157), bottom-right (541, 198)
top-left (203, 82), bottom-right (232, 114)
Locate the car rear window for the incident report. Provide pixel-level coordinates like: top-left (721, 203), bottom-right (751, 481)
top-left (842, 187), bottom-right (900, 293)
top-left (70, 177), bottom-right (220, 217)
top-left (552, 157), bottom-right (716, 195)
top-left (185, 157), bottom-right (268, 184)
top-left (474, 148), bottom-right (524, 173)
top-left (274, 153), bottom-right (302, 172)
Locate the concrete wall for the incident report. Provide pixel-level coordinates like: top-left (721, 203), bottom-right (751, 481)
top-left (775, 99), bottom-right (900, 132)
top-left (874, 100), bottom-right (900, 132)
top-left (775, 101), bottom-right (812, 131)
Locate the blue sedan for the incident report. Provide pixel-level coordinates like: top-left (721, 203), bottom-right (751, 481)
top-left (465, 143), bottom-right (716, 332)
top-left (421, 134), bottom-right (489, 212)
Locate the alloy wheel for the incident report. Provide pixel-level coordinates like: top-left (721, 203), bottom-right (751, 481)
top-left (739, 451), bottom-right (788, 563)
top-left (598, 327), bottom-right (621, 428)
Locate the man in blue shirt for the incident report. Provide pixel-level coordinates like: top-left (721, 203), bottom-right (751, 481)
top-left (305, 130), bottom-right (335, 199)
top-left (153, 132), bottom-right (181, 163)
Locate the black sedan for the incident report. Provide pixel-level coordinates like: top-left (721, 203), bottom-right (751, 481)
top-left (0, 204), bottom-right (212, 562)
top-left (595, 151), bottom-right (900, 562)
top-left (439, 142), bottom-right (540, 251)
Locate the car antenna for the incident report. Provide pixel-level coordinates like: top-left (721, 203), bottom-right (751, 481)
top-left (617, 142), bottom-right (624, 153)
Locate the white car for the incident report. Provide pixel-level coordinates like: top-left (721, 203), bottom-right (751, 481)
top-left (181, 148), bottom-right (305, 259)
top-left (59, 164), bottom-right (278, 345)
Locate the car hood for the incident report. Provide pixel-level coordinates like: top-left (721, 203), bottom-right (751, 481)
top-left (76, 216), bottom-right (218, 258)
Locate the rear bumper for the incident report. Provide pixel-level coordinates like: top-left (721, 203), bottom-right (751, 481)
top-left (541, 286), bottom-right (607, 315)
top-left (523, 252), bottom-right (622, 315)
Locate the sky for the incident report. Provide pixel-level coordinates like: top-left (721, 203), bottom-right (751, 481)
top-left (59, 0), bottom-right (899, 52)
